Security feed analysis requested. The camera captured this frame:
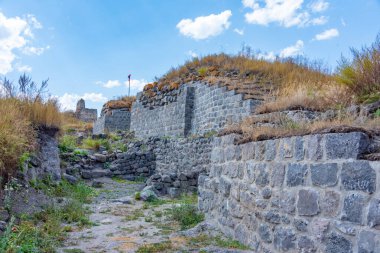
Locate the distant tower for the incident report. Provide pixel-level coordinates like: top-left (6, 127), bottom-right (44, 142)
top-left (76, 99), bottom-right (85, 114)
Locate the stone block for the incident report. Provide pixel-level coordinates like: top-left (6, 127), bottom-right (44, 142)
top-left (255, 141), bottom-right (265, 161)
top-left (278, 138), bottom-right (293, 159)
top-left (367, 198), bottom-right (380, 228)
top-left (294, 136), bottom-right (305, 161)
top-left (274, 227), bottom-right (296, 251)
top-left (286, 163), bottom-right (307, 186)
top-left (241, 142), bottom-right (255, 161)
top-left (325, 132), bottom-right (369, 159)
top-left (298, 236), bottom-right (316, 253)
top-left (258, 224), bottom-right (272, 243)
top-left (294, 219), bottom-right (308, 232)
top-left (310, 163), bottom-right (338, 187)
top-left (219, 176), bottom-right (232, 197)
top-left (265, 140), bottom-right (277, 161)
top-left (306, 134), bottom-right (323, 161)
top-left (265, 211), bottom-right (281, 224)
top-left (341, 193), bottom-right (366, 224)
top-left (298, 189), bottom-right (320, 216)
top-left (358, 230), bottom-right (378, 253)
top-left (321, 191), bottom-right (340, 217)
top-left (255, 163), bottom-right (269, 187)
top-left (325, 233), bottom-right (352, 253)
top-left (341, 161), bottom-right (376, 193)
top-left (270, 163), bottom-right (285, 187)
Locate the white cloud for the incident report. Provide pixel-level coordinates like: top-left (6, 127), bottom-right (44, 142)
top-left (26, 14), bottom-right (42, 29)
top-left (243, 0), bottom-right (309, 27)
top-left (314, 28), bottom-right (339, 40)
top-left (242, 0), bottom-right (329, 27)
top-left (310, 0), bottom-right (329, 12)
top-left (0, 12), bottom-right (44, 75)
top-left (125, 79), bottom-right (147, 92)
top-left (187, 50), bottom-right (198, 58)
top-left (58, 93), bottom-right (107, 111)
top-left (177, 10), bottom-right (232, 40)
top-left (310, 16), bottom-right (328, 25)
top-left (17, 64), bottom-right (32, 72)
top-left (100, 80), bottom-right (122, 88)
top-left (280, 40), bottom-right (304, 58)
top-left (341, 18), bottom-right (346, 27)
top-left (234, 28), bottom-right (244, 35)
top-left (22, 45), bottom-right (49, 56)
top-left (257, 51), bottom-right (276, 61)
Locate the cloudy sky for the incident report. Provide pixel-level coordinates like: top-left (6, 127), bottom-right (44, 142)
top-left (0, 0), bottom-right (379, 112)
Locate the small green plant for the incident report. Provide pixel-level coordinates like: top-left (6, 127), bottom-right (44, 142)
top-left (135, 191), bottom-right (141, 200)
top-left (375, 109), bottom-right (380, 117)
top-left (144, 216), bottom-right (153, 222)
top-left (136, 241), bottom-right (173, 253)
top-left (197, 67), bottom-right (208, 77)
top-left (59, 135), bottom-right (78, 152)
top-left (203, 130), bottom-right (217, 138)
top-left (82, 138), bottom-right (110, 151)
top-left (19, 152), bottom-right (31, 172)
top-left (112, 176), bottom-right (127, 183)
top-left (168, 203), bottom-right (204, 230)
top-left (73, 149), bottom-right (88, 156)
top-left (125, 209), bottom-right (144, 221)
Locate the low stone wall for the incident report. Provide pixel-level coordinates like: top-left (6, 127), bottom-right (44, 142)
top-left (198, 132), bottom-right (380, 253)
top-left (146, 137), bottom-right (212, 196)
top-left (93, 109), bottom-right (131, 134)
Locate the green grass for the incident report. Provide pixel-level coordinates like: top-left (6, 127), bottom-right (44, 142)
top-left (136, 241), bottom-right (173, 253)
top-left (168, 203), bottom-right (204, 230)
top-left (59, 135), bottom-right (78, 153)
top-left (0, 180), bottom-right (96, 252)
top-left (125, 209), bottom-right (144, 221)
top-left (81, 138), bottom-right (110, 151)
top-left (188, 234), bottom-right (250, 250)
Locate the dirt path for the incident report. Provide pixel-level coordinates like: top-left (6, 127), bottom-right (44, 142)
top-left (58, 177), bottom-right (253, 253)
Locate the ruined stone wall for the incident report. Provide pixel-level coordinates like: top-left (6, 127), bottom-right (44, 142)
top-left (191, 83), bottom-right (257, 135)
top-left (146, 137), bottom-right (212, 197)
top-left (130, 87), bottom-right (191, 138)
top-left (130, 82), bottom-right (259, 139)
top-left (93, 109), bottom-right (131, 134)
top-left (198, 132), bottom-right (380, 253)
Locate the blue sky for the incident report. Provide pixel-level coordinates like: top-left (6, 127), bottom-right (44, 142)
top-left (0, 0), bottom-right (379, 113)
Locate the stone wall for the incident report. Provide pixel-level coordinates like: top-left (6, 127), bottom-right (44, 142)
top-left (191, 83), bottom-right (257, 135)
top-left (20, 128), bottom-right (61, 182)
top-left (198, 132), bottom-right (380, 253)
top-left (130, 82), bottom-right (259, 139)
top-left (93, 109), bottom-right (131, 134)
top-left (130, 87), bottom-right (191, 138)
top-left (75, 99), bottom-right (97, 123)
top-left (146, 137), bottom-right (212, 197)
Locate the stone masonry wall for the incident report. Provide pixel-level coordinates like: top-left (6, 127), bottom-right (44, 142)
top-left (130, 87), bottom-right (191, 138)
top-left (191, 82), bottom-right (258, 135)
top-left (93, 109), bottom-right (131, 134)
top-left (130, 82), bottom-right (259, 139)
top-left (146, 137), bottom-right (212, 197)
top-left (198, 132), bottom-right (380, 253)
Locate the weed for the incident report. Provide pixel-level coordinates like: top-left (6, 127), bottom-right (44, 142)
top-left (59, 135), bottom-right (78, 153)
top-left (112, 176), bottom-right (127, 183)
top-left (154, 211), bottom-right (163, 217)
top-left (144, 216), bottom-right (153, 222)
top-left (19, 152), bottom-right (31, 172)
top-left (135, 191), bottom-right (141, 200)
top-left (375, 109), bottom-right (380, 118)
top-left (136, 241), bottom-right (173, 253)
top-left (125, 209), bottom-right (144, 221)
top-left (203, 130), bottom-right (217, 138)
top-left (168, 202), bottom-right (204, 230)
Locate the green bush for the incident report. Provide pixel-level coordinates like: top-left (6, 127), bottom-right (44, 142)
top-left (59, 135), bottom-right (77, 152)
top-left (82, 138), bottom-right (110, 151)
top-left (168, 203), bottom-right (204, 230)
top-left (337, 34), bottom-right (380, 103)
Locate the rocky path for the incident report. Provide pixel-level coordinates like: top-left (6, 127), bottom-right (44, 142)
top-left (59, 177), bottom-right (253, 253)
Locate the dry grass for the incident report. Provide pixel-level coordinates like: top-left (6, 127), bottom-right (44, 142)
top-left (142, 54), bottom-right (339, 111)
top-left (221, 114), bottom-right (380, 144)
top-left (0, 76), bottom-right (63, 184)
top-left (103, 96), bottom-right (136, 110)
top-left (61, 111), bottom-right (93, 133)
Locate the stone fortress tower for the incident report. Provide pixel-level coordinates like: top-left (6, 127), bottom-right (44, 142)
top-left (75, 99), bottom-right (97, 122)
